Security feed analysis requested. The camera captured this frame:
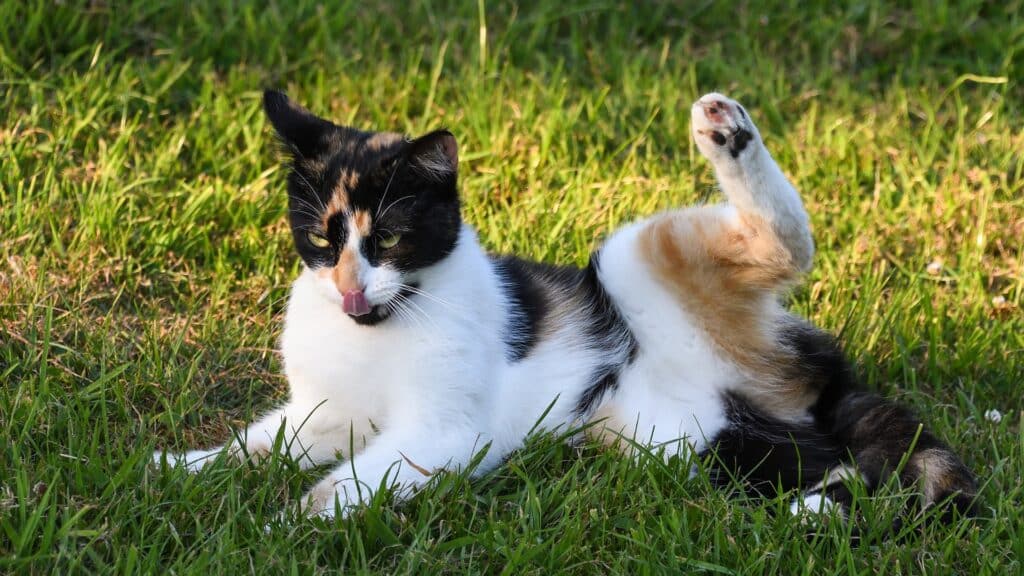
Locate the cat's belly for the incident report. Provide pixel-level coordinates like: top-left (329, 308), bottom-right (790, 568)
top-left (588, 358), bottom-right (730, 457)
top-left (579, 217), bottom-right (744, 454)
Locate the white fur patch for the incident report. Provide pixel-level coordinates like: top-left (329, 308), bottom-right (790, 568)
top-left (789, 493), bottom-right (841, 517)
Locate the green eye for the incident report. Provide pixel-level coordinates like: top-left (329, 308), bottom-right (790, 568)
top-left (307, 231), bottom-right (330, 248)
top-left (378, 233), bottom-right (401, 249)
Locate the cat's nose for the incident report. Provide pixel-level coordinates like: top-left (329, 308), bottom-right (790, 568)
top-left (342, 289), bottom-right (371, 316)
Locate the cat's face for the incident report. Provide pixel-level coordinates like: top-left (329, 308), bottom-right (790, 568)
top-left (264, 90), bottom-right (461, 325)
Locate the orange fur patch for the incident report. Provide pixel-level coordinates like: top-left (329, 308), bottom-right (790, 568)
top-left (321, 171), bottom-right (361, 228)
top-left (365, 132), bottom-right (402, 152)
top-left (330, 248), bottom-right (361, 294)
top-left (585, 403), bottom-right (634, 449)
top-left (223, 439), bottom-right (271, 464)
top-left (353, 210), bottom-right (371, 236)
top-left (910, 447), bottom-right (971, 503)
top-left (638, 208), bottom-right (814, 418)
top-left (304, 479), bottom-right (338, 515)
top-left (341, 170), bottom-right (359, 192)
top-left (323, 190), bottom-right (349, 229)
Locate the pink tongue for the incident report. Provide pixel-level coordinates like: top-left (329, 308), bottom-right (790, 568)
top-left (342, 290), bottom-right (371, 316)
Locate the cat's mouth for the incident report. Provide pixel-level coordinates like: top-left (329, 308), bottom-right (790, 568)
top-left (345, 284), bottom-right (419, 326)
top-left (343, 291), bottom-right (388, 326)
top-left (342, 290), bottom-right (372, 316)
top-left (349, 304), bottom-right (392, 326)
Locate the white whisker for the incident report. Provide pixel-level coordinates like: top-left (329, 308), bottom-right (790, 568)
top-left (375, 163), bottom-right (401, 217)
top-left (390, 283), bottom-right (469, 313)
top-left (377, 195), bottom-right (415, 222)
top-left (290, 195), bottom-right (326, 219)
top-left (292, 172), bottom-right (325, 211)
top-left (289, 208), bottom-right (324, 222)
top-left (389, 296), bottom-right (432, 334)
top-left (394, 293), bottom-right (441, 333)
top-left (382, 282), bottom-right (488, 332)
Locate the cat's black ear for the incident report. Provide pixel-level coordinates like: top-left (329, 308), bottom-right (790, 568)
top-left (406, 129), bottom-right (458, 181)
top-left (263, 90), bottom-right (336, 159)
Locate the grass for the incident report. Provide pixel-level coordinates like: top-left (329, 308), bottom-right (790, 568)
top-left (1, 0), bottom-right (1022, 573)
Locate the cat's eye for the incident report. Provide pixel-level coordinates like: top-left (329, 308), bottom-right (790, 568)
top-left (378, 233), bottom-right (401, 249)
top-left (307, 232), bottom-right (331, 249)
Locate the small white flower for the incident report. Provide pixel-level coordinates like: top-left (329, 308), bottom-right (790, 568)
top-left (926, 261), bottom-right (942, 275)
top-left (984, 409), bottom-right (1002, 424)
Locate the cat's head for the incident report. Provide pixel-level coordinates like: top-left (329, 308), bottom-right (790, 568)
top-left (263, 90), bottom-right (461, 325)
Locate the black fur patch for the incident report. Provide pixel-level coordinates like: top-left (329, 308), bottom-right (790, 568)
top-left (490, 251), bottom-right (637, 412)
top-left (707, 126), bottom-right (753, 158)
top-left (708, 323), bottom-right (977, 521)
top-left (574, 252), bottom-right (639, 417)
top-left (728, 128), bottom-right (752, 158)
top-left (787, 322), bottom-right (978, 518)
top-left (704, 392), bottom-right (843, 496)
top-left (492, 256), bottom-right (552, 362)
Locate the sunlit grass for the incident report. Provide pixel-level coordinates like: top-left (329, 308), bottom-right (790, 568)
top-left (1, 1), bottom-right (1022, 573)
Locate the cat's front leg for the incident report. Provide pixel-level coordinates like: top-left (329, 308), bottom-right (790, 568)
top-left (299, 426), bottom-right (485, 519)
top-left (153, 403), bottom-right (344, 472)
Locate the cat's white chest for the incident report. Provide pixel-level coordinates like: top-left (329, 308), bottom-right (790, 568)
top-left (279, 272), bottom-right (411, 436)
top-left (278, 268), bottom-right (489, 445)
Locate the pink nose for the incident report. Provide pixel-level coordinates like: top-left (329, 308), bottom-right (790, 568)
top-left (342, 289), bottom-right (371, 316)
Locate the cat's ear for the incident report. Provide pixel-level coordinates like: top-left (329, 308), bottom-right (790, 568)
top-left (263, 90), bottom-right (337, 159)
top-left (405, 129), bottom-right (458, 181)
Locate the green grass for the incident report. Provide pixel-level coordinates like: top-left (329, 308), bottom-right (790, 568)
top-left (2, 0), bottom-right (1022, 573)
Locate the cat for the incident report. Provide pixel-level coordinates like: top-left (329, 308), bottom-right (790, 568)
top-left (154, 90), bottom-right (977, 524)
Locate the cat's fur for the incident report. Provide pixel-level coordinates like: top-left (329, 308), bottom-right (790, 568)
top-left (154, 91), bottom-right (977, 523)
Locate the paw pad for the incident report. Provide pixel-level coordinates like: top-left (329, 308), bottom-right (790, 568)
top-left (693, 94), bottom-right (756, 158)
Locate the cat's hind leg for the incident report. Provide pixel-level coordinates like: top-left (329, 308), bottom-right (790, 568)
top-left (639, 94), bottom-right (815, 320)
top-left (690, 93), bottom-right (814, 273)
top-left (626, 94), bottom-right (820, 419)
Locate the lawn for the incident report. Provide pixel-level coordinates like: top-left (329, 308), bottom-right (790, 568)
top-left (1, 0), bottom-right (1022, 573)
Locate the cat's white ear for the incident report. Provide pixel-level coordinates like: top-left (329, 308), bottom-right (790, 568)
top-left (263, 90), bottom-right (338, 159)
top-left (407, 130), bottom-right (458, 180)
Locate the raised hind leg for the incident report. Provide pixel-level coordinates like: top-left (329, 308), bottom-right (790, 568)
top-left (689, 93), bottom-right (814, 273)
top-left (589, 94), bottom-right (821, 453)
top-left (635, 93), bottom-right (819, 416)
top-left (640, 94), bottom-right (975, 521)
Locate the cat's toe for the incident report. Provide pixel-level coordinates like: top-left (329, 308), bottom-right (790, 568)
top-left (152, 447), bottom-right (222, 472)
top-left (691, 93), bottom-right (759, 160)
top-left (300, 477), bottom-right (358, 520)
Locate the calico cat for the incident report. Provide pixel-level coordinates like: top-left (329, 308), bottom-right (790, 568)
top-left (154, 90), bottom-right (977, 523)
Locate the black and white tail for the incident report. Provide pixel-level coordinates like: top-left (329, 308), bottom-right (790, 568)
top-left (705, 324), bottom-right (977, 525)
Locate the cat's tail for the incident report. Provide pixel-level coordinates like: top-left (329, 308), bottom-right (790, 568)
top-left (808, 389), bottom-right (979, 520)
top-left (793, 326), bottom-right (979, 521)
top-left (709, 325), bottom-right (978, 525)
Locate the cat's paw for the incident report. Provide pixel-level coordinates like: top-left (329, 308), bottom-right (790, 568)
top-left (690, 93), bottom-right (762, 163)
top-left (151, 448), bottom-right (221, 473)
top-left (300, 476), bottom-right (365, 520)
top-left (789, 492), bottom-right (844, 519)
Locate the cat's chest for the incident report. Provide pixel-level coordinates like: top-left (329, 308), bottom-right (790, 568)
top-left (282, 310), bottom-right (435, 390)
